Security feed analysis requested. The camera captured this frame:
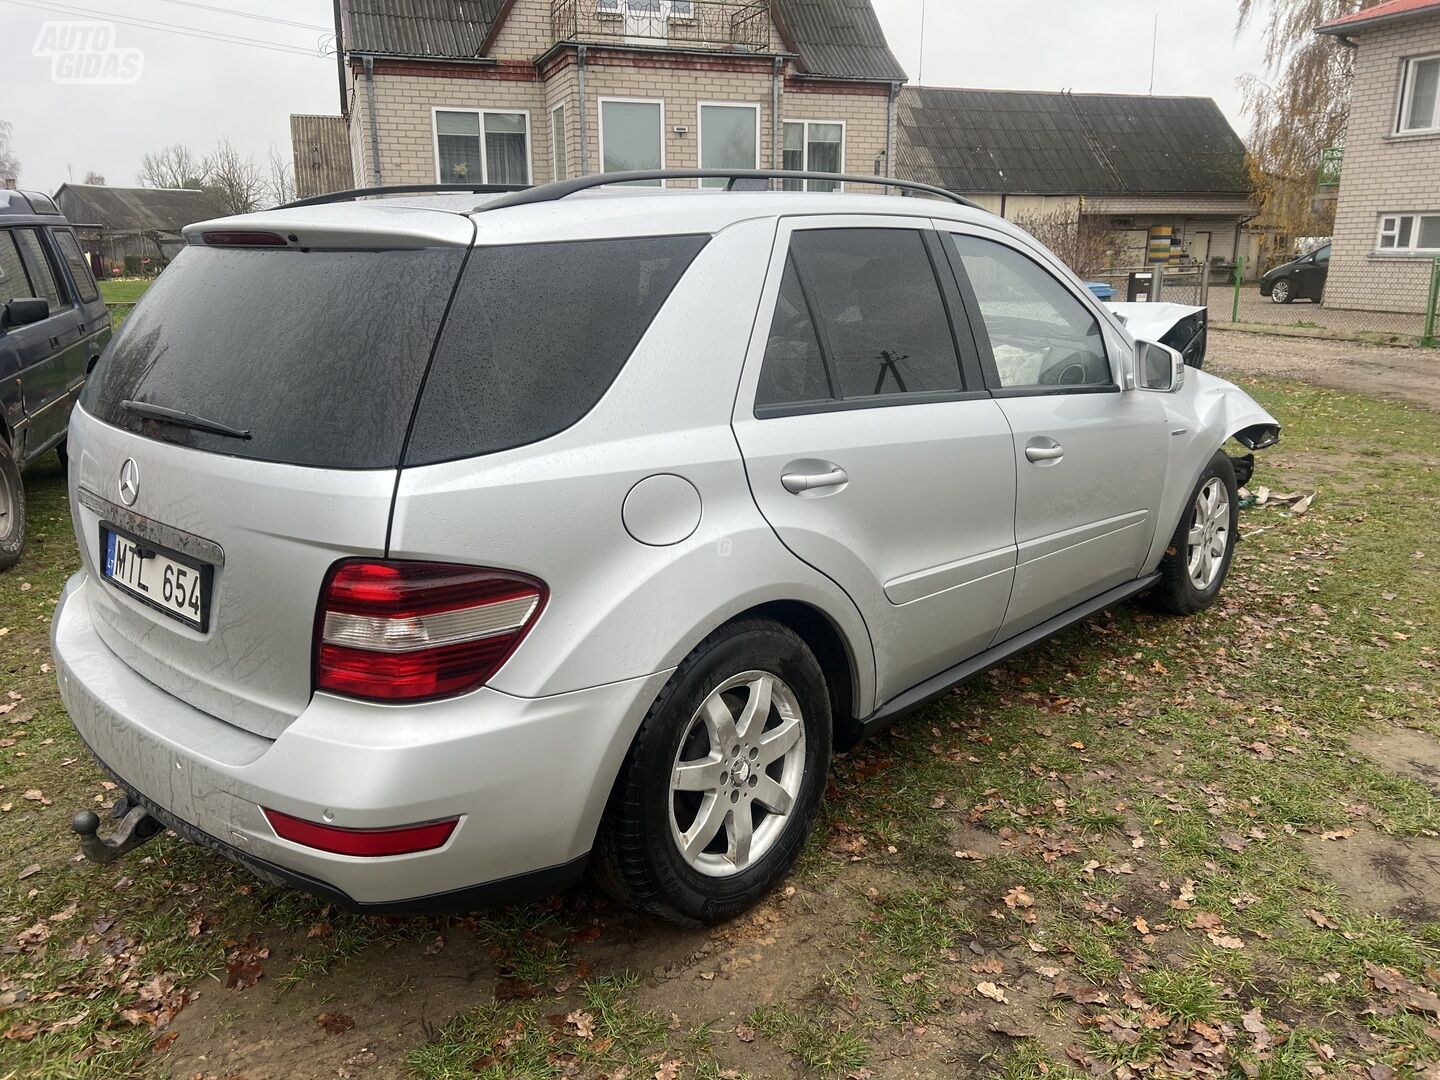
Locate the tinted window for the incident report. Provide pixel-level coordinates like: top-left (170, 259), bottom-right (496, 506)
top-left (81, 245), bottom-right (465, 468)
top-left (405, 235), bottom-right (707, 465)
top-left (948, 234), bottom-right (1111, 391)
top-left (756, 257), bottom-right (830, 408)
top-left (53, 229), bottom-right (100, 303)
top-left (14, 229), bottom-right (65, 311)
top-left (785, 228), bottom-right (962, 401)
top-left (0, 231), bottom-right (31, 307)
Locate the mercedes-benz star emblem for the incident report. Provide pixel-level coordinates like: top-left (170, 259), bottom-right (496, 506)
top-left (117, 458), bottom-right (140, 507)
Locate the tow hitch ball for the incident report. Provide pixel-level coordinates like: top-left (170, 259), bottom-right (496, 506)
top-left (72, 796), bottom-right (165, 865)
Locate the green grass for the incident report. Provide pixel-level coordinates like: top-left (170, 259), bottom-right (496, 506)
top-left (97, 278), bottom-right (150, 304)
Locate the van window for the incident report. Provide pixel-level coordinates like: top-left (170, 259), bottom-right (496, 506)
top-left (404, 234), bottom-right (708, 465)
top-left (0, 232), bottom-right (31, 307)
top-left (81, 245), bottom-right (466, 469)
top-left (14, 229), bottom-right (66, 311)
top-left (53, 229), bottom-right (100, 303)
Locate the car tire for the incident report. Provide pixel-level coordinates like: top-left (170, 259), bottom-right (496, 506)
top-left (1270, 278), bottom-right (1293, 304)
top-left (0, 440), bottom-right (27, 572)
top-left (593, 617), bottom-right (832, 927)
top-left (1143, 450), bottom-right (1238, 617)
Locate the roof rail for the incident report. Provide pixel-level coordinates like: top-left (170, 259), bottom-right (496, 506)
top-left (476, 170), bottom-right (982, 212)
top-left (278, 183), bottom-right (531, 210)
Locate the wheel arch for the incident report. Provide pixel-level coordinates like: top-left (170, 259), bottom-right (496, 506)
top-left (729, 598), bottom-right (863, 750)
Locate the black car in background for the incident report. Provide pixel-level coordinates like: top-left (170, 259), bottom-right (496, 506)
top-left (0, 189), bottom-right (111, 570)
top-left (1259, 243), bottom-right (1330, 304)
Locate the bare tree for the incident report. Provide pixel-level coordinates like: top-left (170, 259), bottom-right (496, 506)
top-left (1237, 0), bottom-right (1386, 242)
top-left (206, 137), bottom-right (267, 215)
top-left (1011, 209), bottom-right (1117, 278)
top-left (0, 120), bottom-right (20, 182)
top-left (267, 144), bottom-right (295, 207)
top-left (82, 171), bottom-right (106, 185)
top-left (138, 143), bottom-right (209, 190)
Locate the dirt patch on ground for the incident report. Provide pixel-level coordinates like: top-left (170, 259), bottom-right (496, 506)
top-left (1305, 827), bottom-right (1440, 923)
top-left (1208, 330), bottom-right (1440, 414)
top-left (1354, 725), bottom-right (1440, 798)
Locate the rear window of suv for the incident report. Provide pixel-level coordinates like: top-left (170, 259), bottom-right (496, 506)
top-left (80, 245), bottom-right (466, 469)
top-left (402, 234), bottom-right (708, 466)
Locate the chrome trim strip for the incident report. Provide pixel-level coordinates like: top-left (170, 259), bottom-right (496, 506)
top-left (77, 487), bottom-right (226, 567)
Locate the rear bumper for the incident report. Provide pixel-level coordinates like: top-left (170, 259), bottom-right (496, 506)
top-left (52, 572), bottom-right (670, 908)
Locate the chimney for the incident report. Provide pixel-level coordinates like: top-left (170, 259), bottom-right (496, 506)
top-left (1, 178), bottom-right (16, 190)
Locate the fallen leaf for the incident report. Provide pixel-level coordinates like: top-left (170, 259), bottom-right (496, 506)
top-left (1003, 886), bottom-right (1034, 909)
top-left (975, 981), bottom-right (1008, 1003)
top-left (566, 1010), bottom-right (597, 1039)
top-left (735, 1022), bottom-right (756, 1043)
top-left (1305, 909), bottom-right (1340, 930)
top-left (317, 1012), bottom-right (354, 1035)
top-left (17, 863), bottom-right (41, 880)
top-left (223, 937), bottom-right (269, 991)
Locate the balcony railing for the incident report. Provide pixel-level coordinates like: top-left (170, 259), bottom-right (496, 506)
top-left (552, 0), bottom-right (772, 52)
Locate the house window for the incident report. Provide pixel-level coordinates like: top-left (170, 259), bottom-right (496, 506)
top-left (600, 98), bottom-right (664, 185)
top-left (699, 103), bottom-right (759, 187)
top-left (434, 109), bottom-right (531, 186)
top-left (1398, 55), bottom-right (1440, 134)
top-left (1377, 213), bottom-right (1440, 252)
top-left (782, 121), bottom-right (844, 192)
top-left (551, 104), bottom-right (568, 182)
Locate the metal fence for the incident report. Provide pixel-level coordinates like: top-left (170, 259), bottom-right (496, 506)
top-left (1088, 259), bottom-right (1440, 348)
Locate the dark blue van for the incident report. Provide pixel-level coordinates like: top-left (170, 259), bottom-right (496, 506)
top-left (0, 188), bottom-right (111, 569)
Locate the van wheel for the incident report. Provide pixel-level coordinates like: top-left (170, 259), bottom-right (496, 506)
top-left (1143, 451), bottom-right (1237, 616)
top-left (0, 441), bottom-right (26, 572)
top-left (593, 618), bottom-right (832, 926)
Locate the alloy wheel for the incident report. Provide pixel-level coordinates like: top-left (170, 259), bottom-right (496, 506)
top-left (668, 671), bottom-right (806, 878)
top-left (1186, 477), bottom-right (1231, 591)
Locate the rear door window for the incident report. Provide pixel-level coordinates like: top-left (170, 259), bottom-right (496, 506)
top-left (81, 245), bottom-right (466, 469)
top-left (404, 234), bottom-right (708, 465)
top-left (53, 228), bottom-right (100, 303)
top-left (756, 228), bottom-right (967, 412)
top-left (14, 229), bottom-right (67, 312)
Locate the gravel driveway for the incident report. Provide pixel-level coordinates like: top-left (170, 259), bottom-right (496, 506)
top-left (1208, 328), bottom-right (1440, 413)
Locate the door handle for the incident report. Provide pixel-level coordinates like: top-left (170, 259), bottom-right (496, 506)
top-left (781, 467), bottom-right (849, 494)
top-left (1024, 439), bottom-right (1064, 464)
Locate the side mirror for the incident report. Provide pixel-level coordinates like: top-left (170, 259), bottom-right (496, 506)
top-left (2, 297), bottom-right (49, 329)
top-left (1135, 340), bottom-right (1185, 393)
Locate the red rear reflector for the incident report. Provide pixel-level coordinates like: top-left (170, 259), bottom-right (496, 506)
top-left (315, 560), bottom-right (546, 703)
top-left (201, 230), bottom-right (288, 247)
top-left (263, 808), bottom-right (457, 857)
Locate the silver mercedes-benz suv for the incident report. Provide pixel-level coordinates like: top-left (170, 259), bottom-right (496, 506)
top-left (52, 170), bottom-right (1279, 926)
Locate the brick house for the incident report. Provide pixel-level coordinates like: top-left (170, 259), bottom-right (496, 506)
top-left (895, 88), bottom-right (1257, 271)
top-left (1317, 0), bottom-right (1440, 313)
top-left (322, 0), bottom-right (906, 195)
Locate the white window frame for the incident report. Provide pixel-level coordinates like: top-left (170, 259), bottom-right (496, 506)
top-left (1396, 53), bottom-right (1440, 135)
top-left (697, 101), bottom-right (760, 187)
top-left (550, 103), bottom-right (568, 182)
top-left (430, 107), bottom-right (533, 186)
top-left (598, 96), bottom-right (666, 185)
top-left (1376, 211), bottom-right (1440, 253)
top-left (782, 119), bottom-right (847, 191)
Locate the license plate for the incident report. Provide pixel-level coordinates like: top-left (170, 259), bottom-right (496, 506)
top-left (102, 526), bottom-right (212, 630)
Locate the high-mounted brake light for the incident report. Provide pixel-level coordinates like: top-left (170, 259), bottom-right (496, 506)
top-left (263, 808), bottom-right (458, 857)
top-left (315, 560), bottom-right (546, 703)
top-left (201, 230), bottom-right (289, 247)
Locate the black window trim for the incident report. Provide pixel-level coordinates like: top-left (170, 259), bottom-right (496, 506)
top-left (938, 227), bottom-right (1121, 397)
top-left (753, 223), bottom-right (982, 419)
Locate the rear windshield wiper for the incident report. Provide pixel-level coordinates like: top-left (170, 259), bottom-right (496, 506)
top-left (121, 400), bottom-right (252, 441)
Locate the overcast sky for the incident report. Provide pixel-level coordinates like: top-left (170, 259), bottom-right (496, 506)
top-left (0, 0), bottom-right (1271, 196)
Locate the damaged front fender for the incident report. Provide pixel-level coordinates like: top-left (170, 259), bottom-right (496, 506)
top-left (1142, 370), bottom-right (1282, 573)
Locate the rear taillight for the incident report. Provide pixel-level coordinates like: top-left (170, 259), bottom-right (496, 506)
top-left (315, 560), bottom-right (546, 703)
